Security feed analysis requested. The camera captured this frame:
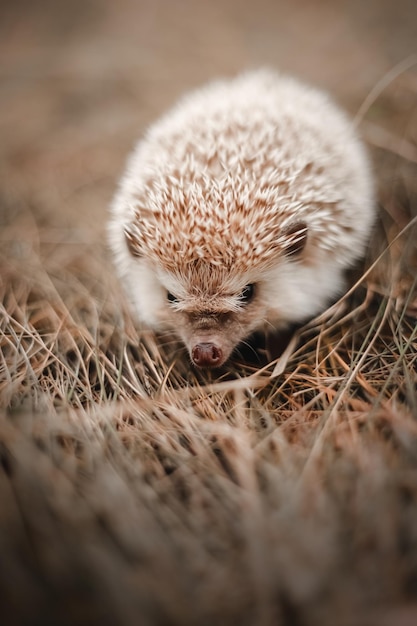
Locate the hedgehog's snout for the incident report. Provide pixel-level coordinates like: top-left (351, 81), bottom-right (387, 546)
top-left (191, 342), bottom-right (223, 368)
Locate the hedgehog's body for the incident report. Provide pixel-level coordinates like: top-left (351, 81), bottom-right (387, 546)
top-left (109, 70), bottom-right (375, 367)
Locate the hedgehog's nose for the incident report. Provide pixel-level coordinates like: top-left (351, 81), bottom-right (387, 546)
top-left (191, 343), bottom-right (223, 368)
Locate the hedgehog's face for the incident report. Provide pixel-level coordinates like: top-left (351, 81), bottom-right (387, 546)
top-left (165, 282), bottom-right (267, 368)
top-left (125, 259), bottom-right (268, 368)
top-left (122, 222), bottom-right (310, 368)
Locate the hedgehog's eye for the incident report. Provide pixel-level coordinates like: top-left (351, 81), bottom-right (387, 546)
top-left (167, 292), bottom-right (179, 304)
top-left (239, 284), bottom-right (255, 304)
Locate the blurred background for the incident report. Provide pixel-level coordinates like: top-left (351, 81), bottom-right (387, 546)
top-left (1, 0), bottom-right (416, 251)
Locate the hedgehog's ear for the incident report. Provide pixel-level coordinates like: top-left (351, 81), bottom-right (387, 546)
top-left (283, 221), bottom-right (308, 258)
top-left (124, 228), bottom-right (142, 258)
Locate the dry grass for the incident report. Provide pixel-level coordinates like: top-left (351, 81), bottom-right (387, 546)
top-left (2, 145), bottom-right (417, 626)
top-left (1, 3), bottom-right (417, 623)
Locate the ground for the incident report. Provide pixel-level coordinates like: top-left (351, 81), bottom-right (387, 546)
top-left (1, 1), bottom-right (417, 625)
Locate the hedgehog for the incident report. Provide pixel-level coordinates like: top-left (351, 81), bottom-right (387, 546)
top-left (109, 70), bottom-right (375, 368)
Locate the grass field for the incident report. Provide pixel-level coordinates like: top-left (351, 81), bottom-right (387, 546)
top-left (1, 1), bottom-right (417, 624)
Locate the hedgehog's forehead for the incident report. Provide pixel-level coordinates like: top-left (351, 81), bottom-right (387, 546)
top-left (157, 260), bottom-right (256, 308)
top-left (194, 259), bottom-right (246, 285)
top-left (144, 232), bottom-right (281, 279)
